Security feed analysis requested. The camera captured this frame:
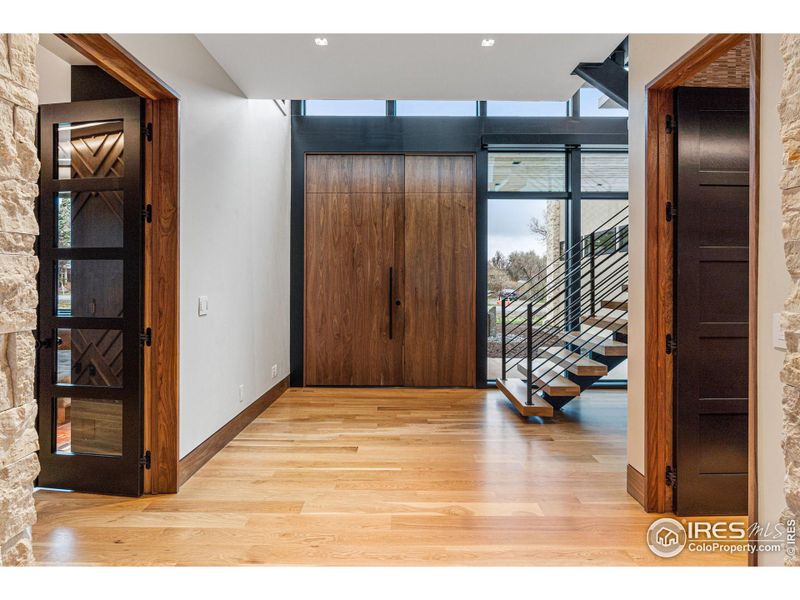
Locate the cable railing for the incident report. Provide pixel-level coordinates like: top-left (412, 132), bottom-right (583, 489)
top-left (498, 206), bottom-right (629, 406)
top-left (503, 205), bottom-right (629, 318)
top-left (502, 231), bottom-right (629, 345)
top-left (501, 228), bottom-right (629, 365)
top-left (522, 283), bottom-right (629, 400)
top-left (504, 257), bottom-right (628, 366)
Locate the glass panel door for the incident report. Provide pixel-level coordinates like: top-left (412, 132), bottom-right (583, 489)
top-left (37, 97), bottom-right (144, 496)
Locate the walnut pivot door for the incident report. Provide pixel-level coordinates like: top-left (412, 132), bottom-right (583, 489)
top-left (304, 154), bottom-right (475, 387)
top-left (37, 98), bottom-right (145, 496)
top-left (304, 155), bottom-right (405, 385)
top-left (403, 155), bottom-right (475, 386)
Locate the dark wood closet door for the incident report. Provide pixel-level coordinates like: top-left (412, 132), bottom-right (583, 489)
top-left (403, 155), bottom-right (476, 387)
top-left (304, 155), bottom-right (405, 385)
top-left (674, 87), bottom-right (749, 515)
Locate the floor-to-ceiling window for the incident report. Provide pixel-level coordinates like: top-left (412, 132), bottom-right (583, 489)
top-left (485, 146), bottom-right (629, 383)
top-left (486, 152), bottom-right (568, 380)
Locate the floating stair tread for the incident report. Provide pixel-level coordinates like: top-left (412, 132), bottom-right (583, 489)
top-left (563, 332), bottom-right (628, 357)
top-left (592, 340), bottom-right (628, 357)
top-left (601, 300), bottom-right (628, 311)
top-left (515, 362), bottom-right (581, 396)
top-left (584, 316), bottom-right (628, 334)
top-left (537, 347), bottom-right (608, 377)
top-left (496, 378), bottom-right (554, 417)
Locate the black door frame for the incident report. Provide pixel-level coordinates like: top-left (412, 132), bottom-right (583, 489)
top-left (36, 97), bottom-right (145, 496)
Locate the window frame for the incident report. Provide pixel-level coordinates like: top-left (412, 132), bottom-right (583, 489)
top-left (486, 144), bottom-right (629, 385)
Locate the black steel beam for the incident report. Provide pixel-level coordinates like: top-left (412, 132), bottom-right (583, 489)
top-left (572, 59), bottom-right (628, 109)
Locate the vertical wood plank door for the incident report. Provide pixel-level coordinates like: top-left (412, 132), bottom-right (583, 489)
top-left (304, 155), bottom-right (405, 385)
top-left (674, 87), bottom-right (749, 516)
top-left (403, 155), bottom-right (476, 387)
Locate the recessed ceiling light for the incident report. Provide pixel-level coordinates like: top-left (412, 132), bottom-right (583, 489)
top-left (481, 39), bottom-right (495, 47)
top-left (314, 37), bottom-right (328, 46)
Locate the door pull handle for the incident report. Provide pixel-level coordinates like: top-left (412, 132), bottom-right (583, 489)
top-left (388, 267), bottom-right (394, 340)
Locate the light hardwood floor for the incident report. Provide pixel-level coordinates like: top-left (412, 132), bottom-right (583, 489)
top-left (32, 387), bottom-right (746, 566)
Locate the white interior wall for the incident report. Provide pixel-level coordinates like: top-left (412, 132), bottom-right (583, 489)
top-left (110, 34), bottom-right (291, 457)
top-left (627, 34), bottom-right (705, 474)
top-left (756, 34), bottom-right (789, 566)
top-left (36, 44), bottom-right (70, 104)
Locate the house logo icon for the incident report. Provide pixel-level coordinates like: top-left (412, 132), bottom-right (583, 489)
top-left (647, 518), bottom-right (687, 558)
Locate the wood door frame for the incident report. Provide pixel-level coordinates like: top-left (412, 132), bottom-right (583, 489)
top-left (643, 33), bottom-right (760, 562)
top-left (57, 34), bottom-right (180, 494)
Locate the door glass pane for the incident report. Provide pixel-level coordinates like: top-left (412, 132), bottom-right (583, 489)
top-left (395, 100), bottom-right (477, 116)
top-left (581, 153), bottom-right (629, 192)
top-left (56, 328), bottom-right (123, 387)
top-left (56, 191), bottom-right (124, 248)
top-left (56, 120), bottom-right (124, 180)
top-left (489, 153), bottom-right (566, 192)
top-left (487, 198), bottom-right (561, 380)
top-left (56, 397), bottom-right (122, 456)
top-left (56, 260), bottom-right (123, 317)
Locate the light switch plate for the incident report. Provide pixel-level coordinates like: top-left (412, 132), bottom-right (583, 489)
top-left (774, 312), bottom-right (787, 350)
top-left (198, 296), bottom-right (209, 316)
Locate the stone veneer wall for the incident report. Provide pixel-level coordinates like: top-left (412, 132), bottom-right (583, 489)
top-left (781, 33), bottom-right (800, 567)
top-left (0, 33), bottom-right (40, 566)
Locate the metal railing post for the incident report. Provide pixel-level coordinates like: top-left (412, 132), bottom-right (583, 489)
top-left (501, 299), bottom-right (507, 380)
top-left (590, 231), bottom-right (596, 316)
top-left (526, 302), bottom-right (533, 406)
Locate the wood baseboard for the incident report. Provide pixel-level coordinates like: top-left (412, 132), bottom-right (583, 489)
top-left (627, 464), bottom-right (646, 509)
top-left (177, 376), bottom-right (289, 487)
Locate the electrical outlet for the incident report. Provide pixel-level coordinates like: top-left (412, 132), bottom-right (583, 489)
top-left (271, 364), bottom-right (278, 378)
top-left (198, 296), bottom-right (209, 316)
top-left (238, 384), bottom-right (244, 403)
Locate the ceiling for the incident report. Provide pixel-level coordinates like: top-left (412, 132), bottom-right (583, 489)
top-left (197, 34), bottom-right (625, 101)
top-left (38, 34), bottom-right (94, 65)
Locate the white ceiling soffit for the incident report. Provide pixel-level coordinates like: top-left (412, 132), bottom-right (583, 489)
top-left (196, 34), bottom-right (625, 101)
top-left (38, 34), bottom-right (94, 65)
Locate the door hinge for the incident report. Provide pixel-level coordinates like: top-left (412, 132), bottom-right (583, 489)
top-left (665, 201), bottom-right (677, 222)
top-left (143, 122), bottom-right (153, 142)
top-left (139, 450), bottom-right (151, 470)
top-left (666, 465), bottom-right (677, 488)
top-left (666, 114), bottom-right (677, 134)
top-left (142, 204), bottom-right (152, 223)
top-left (666, 333), bottom-right (677, 355)
top-left (140, 328), bottom-right (152, 347)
